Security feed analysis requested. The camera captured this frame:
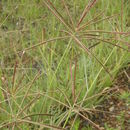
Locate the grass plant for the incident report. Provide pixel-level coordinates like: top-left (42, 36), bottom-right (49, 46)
top-left (0, 0), bottom-right (129, 129)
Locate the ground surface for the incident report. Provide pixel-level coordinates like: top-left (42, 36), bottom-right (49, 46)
top-left (88, 66), bottom-right (130, 130)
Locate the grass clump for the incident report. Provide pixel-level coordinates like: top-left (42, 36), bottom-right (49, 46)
top-left (0, 0), bottom-right (129, 129)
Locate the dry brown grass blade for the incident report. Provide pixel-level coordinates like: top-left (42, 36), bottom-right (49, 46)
top-left (80, 35), bottom-right (128, 51)
top-left (0, 93), bottom-right (38, 106)
top-left (87, 108), bottom-right (117, 115)
top-left (76, 105), bottom-right (117, 115)
top-left (22, 113), bottom-right (53, 119)
top-left (18, 119), bottom-right (66, 130)
top-left (77, 0), bottom-right (98, 28)
top-left (77, 10), bottom-right (105, 31)
top-left (43, 0), bottom-right (72, 32)
top-left (0, 119), bottom-right (65, 130)
top-left (81, 29), bottom-right (130, 35)
top-left (61, 0), bottom-right (75, 30)
top-left (60, 30), bottom-right (99, 37)
top-left (89, 14), bottom-right (119, 26)
top-left (79, 14), bottom-right (119, 30)
top-left (109, 38), bottom-right (130, 47)
top-left (47, 0), bottom-right (66, 22)
top-left (92, 37), bottom-right (128, 51)
top-left (22, 36), bottom-right (71, 52)
top-left (88, 42), bottom-right (100, 49)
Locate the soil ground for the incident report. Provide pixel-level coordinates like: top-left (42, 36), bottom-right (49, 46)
top-left (90, 66), bottom-right (130, 130)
